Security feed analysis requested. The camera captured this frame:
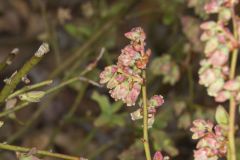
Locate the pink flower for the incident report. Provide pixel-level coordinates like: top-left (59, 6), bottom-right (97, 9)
top-left (194, 148), bottom-right (216, 160)
top-left (153, 151), bottom-right (164, 160)
top-left (124, 27), bottom-right (146, 42)
top-left (124, 83), bottom-right (141, 106)
top-left (117, 45), bottom-right (140, 67)
top-left (149, 95), bottom-right (164, 108)
top-left (109, 82), bottom-right (129, 101)
top-left (191, 119), bottom-right (228, 160)
top-left (199, 68), bottom-right (217, 87)
top-left (99, 65), bottom-right (118, 84)
top-left (207, 79), bottom-right (224, 96)
top-left (190, 119), bottom-right (213, 139)
top-left (224, 79), bottom-right (240, 91)
top-left (209, 50), bottom-right (228, 67)
top-left (204, 0), bottom-right (220, 13)
top-left (215, 90), bottom-right (231, 102)
top-left (200, 21), bottom-right (217, 30)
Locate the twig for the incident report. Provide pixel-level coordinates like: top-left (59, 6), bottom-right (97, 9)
top-left (7, 80), bottom-right (53, 100)
top-left (0, 102), bottom-right (29, 118)
top-left (0, 143), bottom-right (85, 160)
top-left (0, 48), bottom-right (19, 72)
top-left (1, 77), bottom-right (99, 120)
top-left (0, 43), bottom-right (50, 104)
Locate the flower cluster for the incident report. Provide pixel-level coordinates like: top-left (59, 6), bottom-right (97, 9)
top-left (198, 0), bottom-right (240, 103)
top-left (130, 95), bottom-right (164, 127)
top-left (99, 27), bottom-right (164, 127)
top-left (100, 27), bottom-right (150, 106)
top-left (190, 119), bottom-right (227, 160)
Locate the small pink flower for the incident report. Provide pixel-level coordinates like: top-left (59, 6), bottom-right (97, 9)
top-left (200, 21), bottom-right (217, 30)
top-left (194, 148), bottom-right (215, 160)
top-left (209, 50), bottom-right (228, 67)
top-left (204, 0), bottom-right (219, 13)
top-left (149, 95), bottom-right (164, 108)
top-left (196, 133), bottom-right (219, 149)
top-left (153, 151), bottom-right (164, 160)
top-left (224, 79), bottom-right (240, 91)
top-left (215, 90), bottom-right (231, 102)
top-left (109, 82), bottom-right (129, 101)
top-left (124, 27), bottom-right (146, 42)
top-left (207, 79), bottom-right (224, 96)
top-left (190, 119), bottom-right (213, 139)
top-left (124, 83), bottom-right (141, 106)
top-left (199, 68), bottom-right (217, 87)
top-left (99, 65), bottom-right (118, 84)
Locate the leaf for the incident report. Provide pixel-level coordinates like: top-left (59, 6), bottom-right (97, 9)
top-left (18, 91), bottom-right (45, 102)
top-left (94, 115), bottom-right (110, 127)
top-left (111, 101), bottom-right (123, 113)
top-left (215, 105), bottom-right (229, 125)
top-left (151, 129), bottom-right (179, 157)
top-left (91, 91), bottom-right (111, 115)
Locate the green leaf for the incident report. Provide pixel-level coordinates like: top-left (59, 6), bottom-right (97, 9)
top-left (91, 91), bottom-right (111, 115)
top-left (94, 115), bottom-right (110, 127)
top-left (215, 105), bottom-right (229, 125)
top-left (64, 24), bottom-right (78, 36)
top-left (18, 91), bottom-right (45, 102)
top-left (151, 129), bottom-right (179, 157)
top-left (111, 101), bottom-right (123, 113)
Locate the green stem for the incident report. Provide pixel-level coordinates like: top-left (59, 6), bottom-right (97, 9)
top-left (0, 48), bottom-right (19, 72)
top-left (142, 71), bottom-right (151, 160)
top-left (228, 7), bottom-right (238, 160)
top-left (6, 76), bottom-right (96, 143)
top-left (7, 80), bottom-right (53, 100)
top-left (0, 143), bottom-right (83, 160)
top-left (0, 43), bottom-right (49, 104)
top-left (0, 102), bottom-right (29, 118)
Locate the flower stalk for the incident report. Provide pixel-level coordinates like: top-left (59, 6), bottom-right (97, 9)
top-left (142, 70), bottom-right (151, 160)
top-left (228, 6), bottom-right (238, 160)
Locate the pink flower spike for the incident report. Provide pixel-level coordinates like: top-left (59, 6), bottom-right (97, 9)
top-left (153, 151), bottom-right (164, 160)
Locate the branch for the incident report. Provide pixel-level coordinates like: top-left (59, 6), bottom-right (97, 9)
top-left (0, 43), bottom-right (50, 104)
top-left (0, 143), bottom-right (86, 160)
top-left (0, 48), bottom-right (19, 72)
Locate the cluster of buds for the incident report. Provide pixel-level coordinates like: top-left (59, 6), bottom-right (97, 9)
top-left (99, 27), bottom-right (164, 127)
top-left (198, 0), bottom-right (240, 103)
top-left (190, 119), bottom-right (228, 160)
top-left (130, 95), bottom-right (164, 128)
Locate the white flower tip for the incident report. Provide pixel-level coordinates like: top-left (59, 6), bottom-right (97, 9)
top-left (35, 43), bottom-right (50, 57)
